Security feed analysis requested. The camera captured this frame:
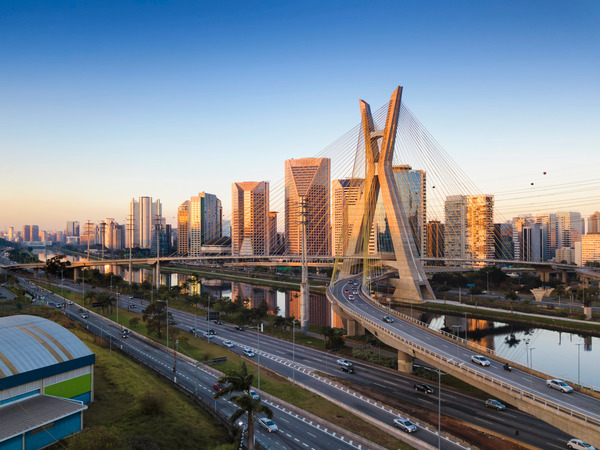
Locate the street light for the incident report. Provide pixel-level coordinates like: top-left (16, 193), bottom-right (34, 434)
top-left (436, 359), bottom-right (463, 449)
top-left (575, 342), bottom-right (583, 389)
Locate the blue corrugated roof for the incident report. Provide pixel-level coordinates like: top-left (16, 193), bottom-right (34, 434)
top-left (0, 315), bottom-right (93, 380)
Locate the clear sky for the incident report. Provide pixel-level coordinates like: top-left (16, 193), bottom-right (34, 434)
top-left (1, 0), bottom-right (599, 231)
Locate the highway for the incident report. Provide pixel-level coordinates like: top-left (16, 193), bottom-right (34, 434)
top-left (330, 277), bottom-right (600, 447)
top-left (17, 279), bottom-right (381, 450)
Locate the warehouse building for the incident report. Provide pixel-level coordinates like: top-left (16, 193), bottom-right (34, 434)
top-left (0, 315), bottom-right (95, 449)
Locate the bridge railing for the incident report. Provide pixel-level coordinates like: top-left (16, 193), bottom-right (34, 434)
top-left (356, 280), bottom-right (495, 356)
top-left (327, 283), bottom-right (600, 430)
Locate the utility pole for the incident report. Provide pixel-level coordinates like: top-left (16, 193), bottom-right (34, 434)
top-left (155, 213), bottom-right (161, 290)
top-left (299, 196), bottom-right (309, 334)
top-left (128, 212), bottom-right (133, 285)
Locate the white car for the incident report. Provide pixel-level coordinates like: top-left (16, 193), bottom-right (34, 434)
top-left (258, 417), bottom-right (278, 433)
top-left (547, 379), bottom-right (574, 393)
top-left (567, 439), bottom-right (596, 450)
top-left (336, 358), bottom-right (352, 367)
top-left (223, 340), bottom-right (234, 348)
top-left (243, 348), bottom-right (255, 357)
top-left (249, 389), bottom-right (260, 400)
top-left (471, 355), bottom-right (491, 366)
top-left (393, 417), bottom-right (417, 433)
top-left (203, 332), bottom-right (214, 339)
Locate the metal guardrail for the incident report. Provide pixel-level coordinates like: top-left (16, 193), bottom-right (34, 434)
top-left (328, 283), bottom-right (600, 431)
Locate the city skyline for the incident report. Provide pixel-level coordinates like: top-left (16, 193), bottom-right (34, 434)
top-left (1, 1), bottom-right (599, 230)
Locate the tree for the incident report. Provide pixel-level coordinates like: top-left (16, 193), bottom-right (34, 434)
top-left (143, 301), bottom-right (170, 339)
top-left (83, 290), bottom-right (98, 308)
top-left (213, 363), bottom-right (273, 450)
top-left (44, 255), bottom-right (71, 278)
top-left (505, 291), bottom-right (519, 313)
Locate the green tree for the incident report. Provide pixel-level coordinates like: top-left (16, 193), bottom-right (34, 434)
top-left (143, 301), bottom-right (171, 339)
top-left (213, 363), bottom-right (273, 450)
top-left (505, 291), bottom-right (519, 313)
top-left (44, 255), bottom-right (71, 278)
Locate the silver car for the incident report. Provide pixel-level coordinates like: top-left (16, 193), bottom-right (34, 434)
top-left (259, 417), bottom-right (278, 433)
top-left (567, 438), bottom-right (596, 450)
top-left (393, 417), bottom-right (417, 433)
top-left (471, 355), bottom-right (491, 366)
top-left (336, 358), bottom-right (352, 367)
top-left (546, 379), bottom-right (573, 393)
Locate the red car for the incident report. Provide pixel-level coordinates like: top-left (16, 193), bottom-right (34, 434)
top-left (213, 382), bottom-right (226, 391)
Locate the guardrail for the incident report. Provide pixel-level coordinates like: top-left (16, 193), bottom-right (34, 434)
top-left (328, 283), bottom-right (600, 432)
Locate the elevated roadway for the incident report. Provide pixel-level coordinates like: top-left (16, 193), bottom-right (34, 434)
top-left (328, 278), bottom-right (600, 446)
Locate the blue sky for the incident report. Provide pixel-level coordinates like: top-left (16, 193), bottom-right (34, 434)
top-left (1, 0), bottom-right (599, 230)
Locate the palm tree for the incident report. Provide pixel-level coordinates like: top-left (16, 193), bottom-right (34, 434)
top-left (214, 363), bottom-right (273, 450)
top-left (83, 290), bottom-right (97, 308)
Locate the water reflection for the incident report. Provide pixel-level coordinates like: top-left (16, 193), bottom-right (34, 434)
top-left (402, 309), bottom-right (599, 389)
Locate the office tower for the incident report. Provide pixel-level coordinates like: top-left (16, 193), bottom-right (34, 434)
top-left (426, 220), bottom-right (445, 258)
top-left (522, 223), bottom-right (543, 262)
top-left (7, 227), bottom-right (14, 242)
top-left (444, 194), bottom-right (494, 262)
top-left (494, 223), bottom-right (514, 260)
top-left (23, 225), bottom-right (31, 242)
top-left (189, 192), bottom-right (222, 256)
top-left (556, 247), bottom-right (576, 264)
top-left (331, 178), bottom-right (365, 256)
top-left (535, 213), bottom-right (557, 261)
top-left (231, 181), bottom-right (270, 256)
top-left (285, 157), bottom-right (331, 255)
top-left (268, 212), bottom-right (279, 254)
top-left (177, 201), bottom-right (190, 255)
top-left (128, 197), bottom-right (162, 249)
top-left (104, 219), bottom-right (123, 251)
top-left (66, 221), bottom-right (80, 237)
top-left (556, 212), bottom-right (583, 248)
top-left (581, 234), bottom-right (600, 265)
top-left (587, 211), bottom-right (600, 234)
top-left (393, 165), bottom-right (426, 256)
top-left (30, 225), bottom-right (40, 242)
top-left (81, 222), bottom-right (96, 246)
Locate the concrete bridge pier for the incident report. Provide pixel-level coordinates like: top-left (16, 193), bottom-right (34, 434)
top-left (537, 267), bottom-right (552, 283)
top-left (346, 319), bottom-right (365, 336)
top-left (73, 267), bottom-right (80, 282)
top-left (397, 350), bottom-right (413, 373)
top-left (561, 270), bottom-right (568, 284)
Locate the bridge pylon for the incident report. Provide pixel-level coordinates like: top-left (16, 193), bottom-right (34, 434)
top-left (339, 86), bottom-right (435, 302)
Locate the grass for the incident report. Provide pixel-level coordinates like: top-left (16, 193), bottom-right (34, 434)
top-left (50, 315), bottom-right (234, 450)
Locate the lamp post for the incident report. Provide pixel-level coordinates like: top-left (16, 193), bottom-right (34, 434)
top-left (575, 342), bottom-right (583, 389)
top-left (524, 338), bottom-right (530, 369)
top-left (451, 325), bottom-right (461, 357)
top-left (436, 359), bottom-right (463, 449)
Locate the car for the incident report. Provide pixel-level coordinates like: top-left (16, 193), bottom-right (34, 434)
top-left (128, 296), bottom-right (133, 299)
top-left (485, 399), bottom-right (506, 410)
top-left (67, 301), bottom-right (73, 305)
top-left (223, 340), bottom-right (234, 348)
top-left (348, 294), bottom-right (354, 300)
top-left (213, 382), bottom-right (226, 391)
top-left (243, 348), bottom-right (255, 357)
top-left (393, 417), bottom-right (417, 433)
top-left (414, 384), bottom-right (434, 394)
top-left (352, 290), bottom-right (358, 295)
top-left (471, 355), bottom-right (491, 366)
top-left (336, 358), bottom-right (352, 367)
top-left (168, 318), bottom-right (176, 325)
top-left (213, 320), bottom-right (223, 325)
top-left (234, 325), bottom-right (245, 331)
top-left (189, 327), bottom-right (197, 334)
top-left (344, 289), bottom-right (349, 294)
top-left (203, 332), bottom-right (214, 339)
top-left (546, 379), bottom-right (574, 393)
top-left (78, 308), bottom-right (83, 313)
top-left (383, 315), bottom-right (394, 323)
top-left (258, 418), bottom-right (278, 433)
top-left (81, 313), bottom-right (88, 319)
top-left (340, 366), bottom-right (355, 374)
top-left (567, 438), bottom-right (596, 450)
top-left (121, 329), bottom-right (130, 339)
top-left (55, 303), bottom-right (62, 309)
top-left (129, 304), bottom-right (135, 309)
top-left (207, 329), bottom-right (216, 335)
top-left (249, 389), bottom-right (260, 400)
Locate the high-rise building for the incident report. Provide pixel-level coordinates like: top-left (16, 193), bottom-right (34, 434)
top-left (268, 212), bottom-right (280, 254)
top-left (177, 201), bottom-right (190, 255)
top-left (535, 213), bottom-right (557, 261)
top-left (285, 157), bottom-right (331, 256)
top-left (494, 223), bottom-right (514, 260)
top-left (128, 197), bottom-right (162, 249)
top-left (7, 227), bottom-right (14, 242)
top-left (23, 225), bottom-right (31, 242)
top-left (522, 223), bottom-right (543, 262)
top-left (81, 222), bottom-right (96, 247)
top-left (444, 194), bottom-right (494, 262)
top-left (331, 178), bottom-right (365, 256)
top-left (231, 181), bottom-right (270, 256)
top-left (31, 225), bottom-right (40, 242)
top-left (104, 218), bottom-right (123, 251)
top-left (66, 221), bottom-right (80, 237)
top-left (393, 165), bottom-right (426, 256)
top-left (581, 233), bottom-right (600, 265)
top-left (556, 247), bottom-right (576, 264)
top-left (556, 212), bottom-right (583, 249)
top-left (189, 192), bottom-right (222, 256)
top-left (587, 212), bottom-right (600, 234)
top-left (426, 220), bottom-right (445, 258)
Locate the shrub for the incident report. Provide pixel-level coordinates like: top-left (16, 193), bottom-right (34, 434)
top-left (138, 390), bottom-right (167, 415)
